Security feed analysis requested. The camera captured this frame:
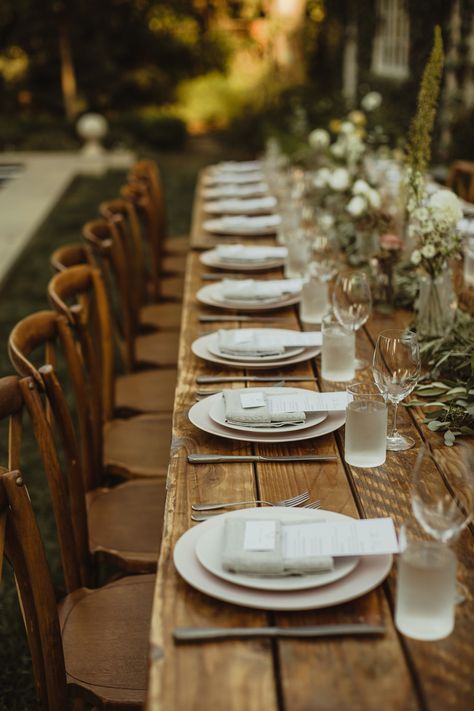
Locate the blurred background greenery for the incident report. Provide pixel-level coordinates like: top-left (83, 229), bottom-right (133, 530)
top-left (0, 0), bottom-right (472, 160)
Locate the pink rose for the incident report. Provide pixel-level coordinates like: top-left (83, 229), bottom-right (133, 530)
top-left (380, 233), bottom-right (403, 251)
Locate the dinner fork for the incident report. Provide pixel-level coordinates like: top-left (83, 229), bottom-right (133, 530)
top-left (191, 490), bottom-right (309, 512)
top-left (191, 499), bottom-right (321, 522)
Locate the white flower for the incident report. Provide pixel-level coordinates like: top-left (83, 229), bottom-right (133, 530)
top-left (308, 128), bottom-right (330, 150)
top-left (313, 167), bottom-right (331, 189)
top-left (361, 91), bottom-right (382, 112)
top-left (340, 121), bottom-right (356, 134)
top-left (411, 249), bottom-right (422, 265)
top-left (413, 206), bottom-right (429, 223)
top-left (352, 179), bottom-right (371, 195)
top-left (319, 213), bottom-right (335, 230)
top-left (421, 244), bottom-right (436, 258)
top-left (366, 188), bottom-right (381, 209)
top-left (428, 189), bottom-right (463, 227)
top-left (328, 167), bottom-right (350, 191)
top-left (330, 142), bottom-right (345, 158)
top-left (346, 195), bottom-right (367, 217)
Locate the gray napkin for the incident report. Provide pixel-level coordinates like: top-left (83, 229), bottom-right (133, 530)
top-left (222, 519), bottom-right (334, 576)
top-left (220, 278), bottom-right (300, 302)
top-left (223, 389), bottom-right (305, 427)
top-left (217, 330), bottom-right (285, 357)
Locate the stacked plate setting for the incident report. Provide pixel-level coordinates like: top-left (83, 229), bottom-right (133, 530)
top-left (200, 245), bottom-right (287, 271)
top-left (196, 279), bottom-right (302, 311)
top-left (174, 507), bottom-right (393, 610)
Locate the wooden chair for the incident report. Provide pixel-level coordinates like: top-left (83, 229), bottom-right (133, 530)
top-left (99, 197), bottom-right (183, 331)
top-left (47, 264), bottom-right (173, 478)
top-left (83, 218), bottom-right (181, 371)
top-left (50, 240), bottom-right (178, 414)
top-left (8, 311), bottom-right (166, 573)
top-left (0, 421), bottom-right (153, 709)
top-left (447, 160), bottom-right (474, 203)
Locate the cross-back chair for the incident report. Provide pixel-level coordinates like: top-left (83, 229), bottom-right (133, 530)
top-left (0, 399), bottom-right (154, 710)
top-left (8, 310), bottom-right (166, 573)
top-left (99, 196), bottom-right (183, 331)
top-left (50, 239), bottom-right (178, 414)
top-left (83, 218), bottom-right (180, 371)
top-left (447, 160), bottom-right (474, 203)
top-left (47, 264), bottom-right (172, 478)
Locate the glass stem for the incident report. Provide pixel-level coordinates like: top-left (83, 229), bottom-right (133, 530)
top-left (390, 401), bottom-right (400, 438)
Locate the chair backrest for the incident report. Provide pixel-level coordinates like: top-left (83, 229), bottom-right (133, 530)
top-left (121, 179), bottom-right (163, 299)
top-left (47, 264), bottom-right (116, 425)
top-left (1, 466), bottom-right (69, 710)
top-left (447, 160), bottom-right (474, 203)
top-left (50, 242), bottom-right (95, 272)
top-left (83, 218), bottom-right (137, 371)
top-left (100, 197), bottom-right (147, 322)
top-left (0, 373), bottom-right (88, 592)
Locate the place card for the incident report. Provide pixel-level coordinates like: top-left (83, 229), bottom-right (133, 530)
top-left (268, 391), bottom-right (351, 414)
top-left (243, 521), bottom-right (277, 551)
top-left (240, 391), bottom-right (266, 409)
top-left (282, 518), bottom-right (398, 558)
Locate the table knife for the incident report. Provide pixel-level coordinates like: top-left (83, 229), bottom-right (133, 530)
top-left (174, 624), bottom-right (385, 642)
top-left (188, 454), bottom-right (337, 464)
top-left (201, 273), bottom-right (246, 281)
top-left (196, 375), bottom-right (318, 383)
top-left (198, 315), bottom-right (293, 323)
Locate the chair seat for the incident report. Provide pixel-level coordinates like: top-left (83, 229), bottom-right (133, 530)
top-left (135, 331), bottom-right (180, 368)
top-left (59, 574), bottom-right (155, 707)
top-left (162, 253), bottom-right (187, 274)
top-left (104, 413), bottom-right (171, 478)
top-left (86, 480), bottom-right (166, 571)
top-left (159, 275), bottom-right (185, 301)
top-left (115, 368), bottom-right (177, 413)
top-left (165, 234), bottom-right (189, 254)
top-left (140, 301), bottom-right (182, 331)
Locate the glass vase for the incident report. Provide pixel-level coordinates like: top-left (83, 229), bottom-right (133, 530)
top-left (416, 266), bottom-right (457, 338)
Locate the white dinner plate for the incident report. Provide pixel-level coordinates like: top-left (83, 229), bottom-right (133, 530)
top-left (207, 341), bottom-right (304, 363)
top-left (188, 396), bottom-right (345, 444)
top-left (195, 508), bottom-right (359, 592)
top-left (196, 283), bottom-right (301, 311)
top-left (208, 388), bottom-right (328, 434)
top-left (200, 249), bottom-right (285, 272)
top-left (173, 507), bottom-right (393, 610)
top-left (202, 183), bottom-right (269, 200)
top-left (203, 171), bottom-right (265, 186)
top-left (210, 160), bottom-right (263, 173)
top-left (203, 215), bottom-right (281, 236)
top-left (204, 197), bottom-right (276, 216)
top-left (192, 332), bottom-right (320, 369)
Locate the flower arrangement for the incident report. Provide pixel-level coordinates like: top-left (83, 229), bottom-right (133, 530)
top-left (409, 188), bottom-right (463, 277)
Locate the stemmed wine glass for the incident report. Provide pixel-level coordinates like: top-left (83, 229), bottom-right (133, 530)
top-left (372, 329), bottom-right (421, 451)
top-left (411, 444), bottom-right (474, 602)
top-left (332, 270), bottom-right (372, 369)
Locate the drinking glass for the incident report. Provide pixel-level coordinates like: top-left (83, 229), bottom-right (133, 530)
top-left (332, 270), bottom-right (372, 369)
top-left (395, 445), bottom-right (474, 639)
top-left (284, 230), bottom-right (312, 278)
top-left (321, 312), bottom-right (355, 382)
top-left (372, 329), bottom-right (421, 451)
top-left (299, 261), bottom-right (333, 325)
top-left (344, 383), bottom-right (387, 467)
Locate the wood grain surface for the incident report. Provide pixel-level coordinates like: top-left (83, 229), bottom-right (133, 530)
top-left (147, 173), bottom-right (474, 711)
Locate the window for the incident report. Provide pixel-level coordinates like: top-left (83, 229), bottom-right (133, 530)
top-left (371, 0), bottom-right (410, 80)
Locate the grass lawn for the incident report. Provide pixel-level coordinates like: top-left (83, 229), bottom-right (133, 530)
top-left (0, 137), bottom-right (245, 709)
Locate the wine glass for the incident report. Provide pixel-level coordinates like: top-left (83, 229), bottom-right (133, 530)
top-left (332, 270), bottom-right (372, 369)
top-left (372, 329), bottom-right (421, 451)
top-left (411, 444), bottom-right (474, 602)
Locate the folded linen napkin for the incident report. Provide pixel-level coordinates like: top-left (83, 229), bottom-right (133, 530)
top-left (203, 182), bottom-right (269, 199)
top-left (220, 278), bottom-right (301, 302)
top-left (222, 519), bottom-right (334, 576)
top-left (204, 171), bottom-right (265, 185)
top-left (222, 389), bottom-right (305, 427)
top-left (205, 196), bottom-right (277, 215)
top-left (217, 330), bottom-right (285, 357)
top-left (216, 245), bottom-right (287, 263)
top-left (219, 215), bottom-right (281, 230)
top-left (214, 160), bottom-right (262, 172)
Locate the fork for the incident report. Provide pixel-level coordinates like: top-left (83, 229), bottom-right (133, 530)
top-left (191, 490), bottom-right (309, 512)
top-left (191, 499), bottom-right (321, 522)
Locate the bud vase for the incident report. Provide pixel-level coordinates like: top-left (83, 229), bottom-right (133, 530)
top-left (416, 266), bottom-right (457, 338)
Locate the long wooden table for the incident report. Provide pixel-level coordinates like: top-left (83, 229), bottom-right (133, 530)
top-left (146, 173), bottom-right (474, 710)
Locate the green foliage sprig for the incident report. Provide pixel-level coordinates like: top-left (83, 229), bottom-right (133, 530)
top-left (407, 311), bottom-right (474, 445)
top-left (406, 25), bottom-right (444, 206)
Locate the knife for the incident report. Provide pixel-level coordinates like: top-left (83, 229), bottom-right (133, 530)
top-left (196, 375), bottom-right (318, 383)
top-left (188, 454), bottom-right (337, 464)
top-left (201, 273), bottom-right (247, 281)
top-left (174, 624), bottom-right (385, 642)
top-left (198, 315), bottom-right (293, 323)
